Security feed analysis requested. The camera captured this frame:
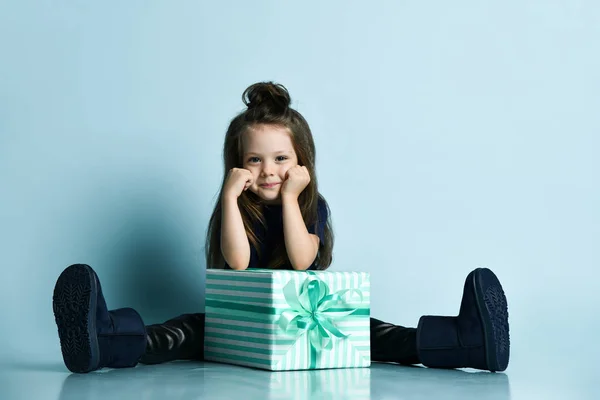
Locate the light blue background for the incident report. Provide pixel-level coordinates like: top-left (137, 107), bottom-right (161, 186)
top-left (1, 1), bottom-right (598, 397)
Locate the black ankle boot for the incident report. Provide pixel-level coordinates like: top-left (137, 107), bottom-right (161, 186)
top-left (417, 268), bottom-right (510, 372)
top-left (370, 318), bottom-right (420, 365)
top-left (53, 264), bottom-right (147, 373)
top-left (139, 313), bottom-right (205, 365)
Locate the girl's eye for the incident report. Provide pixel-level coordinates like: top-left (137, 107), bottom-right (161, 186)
top-left (247, 156), bottom-right (287, 163)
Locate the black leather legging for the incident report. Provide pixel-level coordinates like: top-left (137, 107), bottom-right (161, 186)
top-left (140, 313), bottom-right (419, 366)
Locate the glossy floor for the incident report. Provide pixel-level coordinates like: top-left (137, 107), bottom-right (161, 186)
top-left (0, 358), bottom-right (595, 400)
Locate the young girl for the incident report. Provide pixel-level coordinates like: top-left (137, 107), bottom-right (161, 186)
top-left (52, 82), bottom-right (510, 375)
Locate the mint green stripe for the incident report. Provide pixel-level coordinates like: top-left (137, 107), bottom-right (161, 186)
top-left (206, 299), bottom-right (370, 316)
top-left (206, 284), bottom-right (372, 297)
top-left (208, 314), bottom-right (368, 327)
top-left (207, 274), bottom-right (272, 283)
top-left (339, 336), bottom-right (371, 342)
top-left (206, 312), bottom-right (277, 325)
top-left (206, 321), bottom-right (366, 337)
top-left (207, 294), bottom-right (370, 310)
top-left (205, 341), bottom-right (288, 356)
top-left (205, 306), bottom-right (277, 321)
top-left (345, 337), bottom-right (370, 342)
top-left (206, 283), bottom-right (274, 293)
top-left (207, 322), bottom-right (275, 334)
top-left (204, 331), bottom-right (370, 345)
top-left (205, 305), bottom-right (369, 324)
top-left (331, 326), bottom-right (368, 332)
top-left (206, 299), bottom-right (277, 314)
top-left (326, 307), bottom-right (370, 313)
top-left (207, 322), bottom-right (366, 335)
top-left (204, 331), bottom-right (296, 345)
top-left (205, 294), bottom-right (276, 306)
top-left (205, 351), bottom-right (273, 367)
top-left (310, 344), bottom-right (318, 369)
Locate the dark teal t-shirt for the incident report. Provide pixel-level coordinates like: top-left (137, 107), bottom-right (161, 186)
top-left (224, 197), bottom-right (328, 271)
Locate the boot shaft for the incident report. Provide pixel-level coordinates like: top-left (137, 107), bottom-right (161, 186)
top-left (417, 315), bottom-right (487, 370)
top-left (97, 307), bottom-right (147, 369)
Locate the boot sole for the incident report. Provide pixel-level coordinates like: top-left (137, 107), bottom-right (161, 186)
top-left (52, 264), bottom-right (99, 373)
top-left (473, 268), bottom-right (510, 372)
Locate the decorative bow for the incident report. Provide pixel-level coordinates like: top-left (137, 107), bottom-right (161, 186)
top-left (277, 276), bottom-right (363, 351)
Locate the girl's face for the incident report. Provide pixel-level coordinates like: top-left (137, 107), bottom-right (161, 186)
top-left (242, 124), bottom-right (299, 204)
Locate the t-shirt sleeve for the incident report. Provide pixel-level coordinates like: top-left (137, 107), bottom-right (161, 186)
top-left (307, 197), bottom-right (328, 246)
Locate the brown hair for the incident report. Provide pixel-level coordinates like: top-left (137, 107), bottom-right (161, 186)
top-left (205, 82), bottom-right (334, 270)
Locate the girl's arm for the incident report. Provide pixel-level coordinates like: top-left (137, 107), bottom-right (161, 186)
top-left (221, 196), bottom-right (251, 270)
top-left (282, 195), bottom-right (319, 270)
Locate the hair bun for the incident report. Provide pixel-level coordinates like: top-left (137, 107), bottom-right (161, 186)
top-left (243, 82), bottom-right (291, 114)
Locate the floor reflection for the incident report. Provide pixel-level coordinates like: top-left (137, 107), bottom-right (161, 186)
top-left (55, 361), bottom-right (510, 400)
top-left (370, 363), bottom-right (510, 400)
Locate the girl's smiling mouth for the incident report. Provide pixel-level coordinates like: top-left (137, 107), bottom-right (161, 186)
top-left (260, 182), bottom-right (280, 188)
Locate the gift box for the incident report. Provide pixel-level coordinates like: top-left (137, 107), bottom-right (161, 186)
top-left (204, 269), bottom-right (371, 371)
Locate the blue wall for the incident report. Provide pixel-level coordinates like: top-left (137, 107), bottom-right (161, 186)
top-left (1, 1), bottom-right (598, 368)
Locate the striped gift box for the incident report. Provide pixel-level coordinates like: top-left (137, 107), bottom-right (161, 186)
top-left (204, 269), bottom-right (371, 371)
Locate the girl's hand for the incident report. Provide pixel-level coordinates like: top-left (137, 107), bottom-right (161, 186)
top-left (223, 168), bottom-right (254, 200)
top-left (281, 165), bottom-right (310, 199)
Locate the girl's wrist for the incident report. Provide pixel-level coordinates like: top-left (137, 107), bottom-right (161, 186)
top-left (222, 194), bottom-right (239, 206)
top-left (281, 194), bottom-right (299, 204)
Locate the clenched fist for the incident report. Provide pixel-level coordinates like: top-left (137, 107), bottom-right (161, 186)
top-left (281, 165), bottom-right (310, 199)
top-left (222, 168), bottom-right (254, 200)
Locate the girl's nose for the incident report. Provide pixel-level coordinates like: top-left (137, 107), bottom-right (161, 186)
top-left (261, 162), bottom-right (275, 176)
